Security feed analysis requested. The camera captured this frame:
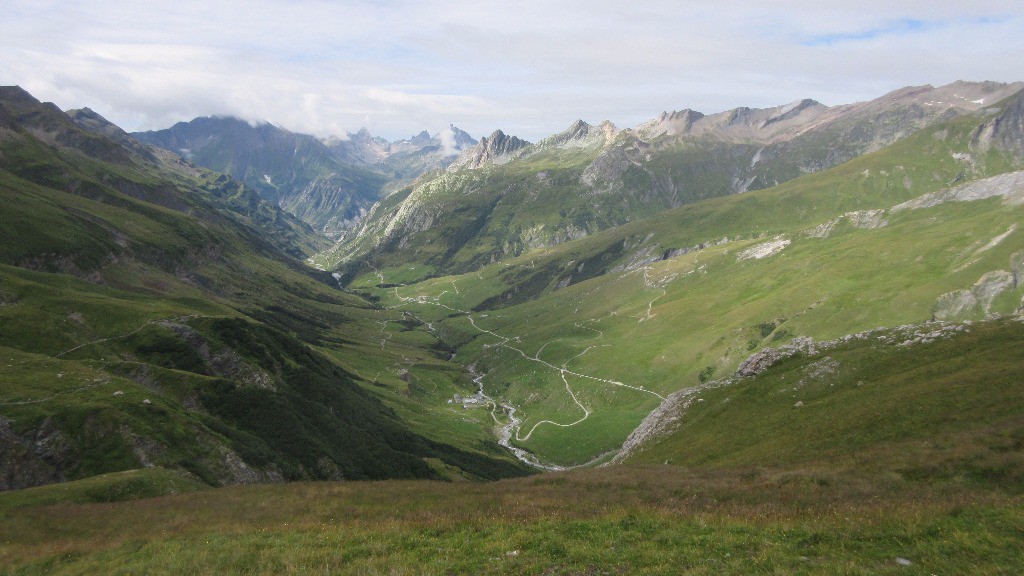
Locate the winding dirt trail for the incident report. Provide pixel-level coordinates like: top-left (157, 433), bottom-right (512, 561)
top-left (374, 267), bottom-right (663, 468)
top-left (55, 314), bottom-right (200, 358)
top-left (637, 266), bottom-right (666, 324)
top-left (5, 314), bottom-right (204, 406)
top-left (516, 371), bottom-right (590, 441)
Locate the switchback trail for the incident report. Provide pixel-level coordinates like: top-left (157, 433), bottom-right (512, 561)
top-left (379, 269), bottom-right (664, 469)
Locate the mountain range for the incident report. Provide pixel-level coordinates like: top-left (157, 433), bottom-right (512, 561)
top-left (321, 81), bottom-right (1024, 277)
top-left (4, 77), bottom-right (1024, 573)
top-left (132, 119), bottom-right (477, 239)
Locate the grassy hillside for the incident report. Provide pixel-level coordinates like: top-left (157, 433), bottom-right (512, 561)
top-left (337, 102), bottom-right (1024, 467)
top-left (628, 317), bottom-right (1024, 484)
top-left (1, 450), bottom-right (1021, 574)
top-left (0, 88), bottom-right (528, 488)
top-left (3, 315), bottom-right (1023, 573)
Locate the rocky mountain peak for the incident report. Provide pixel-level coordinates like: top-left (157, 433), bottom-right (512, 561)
top-left (66, 106), bottom-right (159, 162)
top-left (0, 85), bottom-right (41, 106)
top-left (636, 98), bottom-right (835, 144)
top-left (872, 81), bottom-right (1024, 112)
top-left (67, 107), bottom-right (127, 137)
top-left (0, 85), bottom-right (132, 164)
top-left (761, 98), bottom-right (825, 128)
top-left (567, 119), bottom-right (590, 135)
top-left (725, 107), bottom-right (754, 126)
top-left (410, 130), bottom-right (433, 146)
top-left (536, 119), bottom-right (619, 151)
top-left (350, 127), bottom-right (375, 141)
top-left (971, 89), bottom-right (1024, 158)
top-left (481, 130), bottom-right (529, 156)
top-left (550, 119), bottom-right (593, 144)
top-left (599, 120), bottom-right (620, 140)
top-left (438, 124), bottom-right (477, 154)
top-left (0, 85), bottom-right (61, 129)
top-left (320, 128), bottom-right (391, 166)
top-left (637, 109), bottom-right (704, 138)
top-left (449, 129), bottom-right (530, 170)
top-left (666, 109), bottom-right (704, 123)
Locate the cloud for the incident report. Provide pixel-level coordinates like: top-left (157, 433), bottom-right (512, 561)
top-left (2, 1), bottom-right (1022, 141)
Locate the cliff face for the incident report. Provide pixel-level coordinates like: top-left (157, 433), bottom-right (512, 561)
top-left (0, 417), bottom-right (74, 490)
top-left (973, 90), bottom-right (1024, 160)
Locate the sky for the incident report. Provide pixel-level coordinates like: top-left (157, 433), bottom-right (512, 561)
top-left (2, 1), bottom-right (1023, 142)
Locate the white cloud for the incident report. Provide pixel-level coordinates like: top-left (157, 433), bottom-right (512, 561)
top-left (1, 0), bottom-right (1022, 141)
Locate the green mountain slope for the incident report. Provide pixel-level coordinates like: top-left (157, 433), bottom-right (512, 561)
top-left (623, 316), bottom-right (1024, 488)
top-left (133, 117), bottom-right (390, 239)
top-left (0, 87), bottom-right (527, 489)
top-left (340, 90), bottom-right (1024, 467)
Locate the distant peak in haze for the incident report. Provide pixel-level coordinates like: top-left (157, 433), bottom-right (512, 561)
top-left (438, 124), bottom-right (477, 155)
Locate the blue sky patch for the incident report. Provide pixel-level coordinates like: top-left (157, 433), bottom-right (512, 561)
top-left (801, 16), bottom-right (1006, 47)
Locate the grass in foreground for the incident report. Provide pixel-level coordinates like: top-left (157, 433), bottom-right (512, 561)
top-left (1, 465), bottom-right (1022, 574)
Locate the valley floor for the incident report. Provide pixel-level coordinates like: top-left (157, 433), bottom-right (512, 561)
top-left (1, 465), bottom-right (1021, 575)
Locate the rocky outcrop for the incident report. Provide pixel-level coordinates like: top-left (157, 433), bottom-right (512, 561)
top-left (612, 318), bottom-right (990, 464)
top-left (846, 209), bottom-right (889, 229)
top-left (1011, 250), bottom-right (1024, 287)
top-left (159, 321), bottom-right (277, 390)
top-left (578, 139), bottom-right (635, 189)
top-left (736, 337), bottom-right (816, 377)
top-left (735, 347), bottom-right (789, 378)
top-left (974, 271), bottom-right (1016, 311)
top-left (736, 237), bottom-right (790, 261)
top-left (607, 377), bottom-right (735, 465)
top-left (971, 89), bottom-right (1024, 159)
top-left (0, 417), bottom-right (75, 490)
top-left (612, 333), bottom-right (820, 463)
top-left (933, 249), bottom-right (1024, 321)
top-left (932, 290), bottom-right (978, 321)
top-left (893, 170), bottom-right (1024, 211)
top-left (214, 445), bottom-right (284, 485)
